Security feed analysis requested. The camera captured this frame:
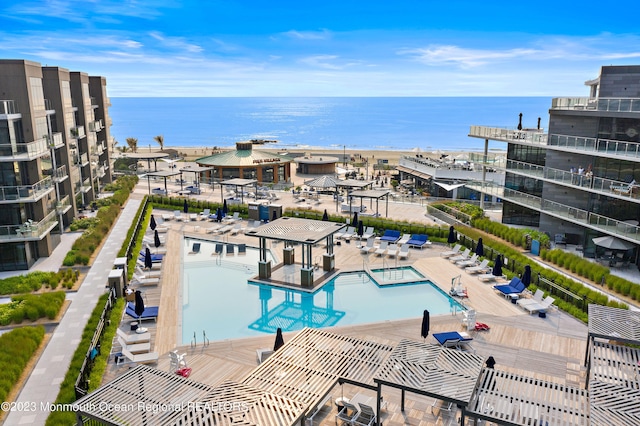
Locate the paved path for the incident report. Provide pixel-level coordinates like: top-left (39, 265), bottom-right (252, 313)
top-left (5, 195), bottom-right (142, 425)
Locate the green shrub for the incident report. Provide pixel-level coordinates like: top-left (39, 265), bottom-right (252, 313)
top-left (0, 326), bottom-right (45, 403)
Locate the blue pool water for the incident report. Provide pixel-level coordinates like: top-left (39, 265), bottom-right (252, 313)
top-left (182, 239), bottom-right (465, 343)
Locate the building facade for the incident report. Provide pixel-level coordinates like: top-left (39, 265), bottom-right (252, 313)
top-left (469, 65), bottom-right (640, 262)
top-left (0, 59), bottom-right (113, 270)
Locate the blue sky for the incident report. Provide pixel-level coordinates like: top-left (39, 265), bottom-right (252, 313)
top-left (2, 0), bottom-right (640, 97)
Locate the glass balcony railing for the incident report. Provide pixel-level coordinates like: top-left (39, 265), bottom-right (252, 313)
top-left (0, 100), bottom-right (18, 115)
top-left (0, 210), bottom-right (58, 241)
top-left (551, 97), bottom-right (640, 112)
top-left (52, 165), bottom-right (68, 182)
top-left (468, 152), bottom-right (507, 168)
top-left (97, 166), bottom-right (106, 177)
top-left (0, 138), bottom-right (50, 161)
top-left (469, 126), bottom-right (548, 145)
top-left (51, 132), bottom-right (64, 149)
top-left (80, 153), bottom-right (89, 166)
top-left (70, 126), bottom-right (86, 139)
top-left (502, 188), bottom-right (640, 243)
top-left (56, 195), bottom-right (71, 214)
top-left (88, 120), bottom-right (103, 132)
top-left (0, 177), bottom-right (55, 203)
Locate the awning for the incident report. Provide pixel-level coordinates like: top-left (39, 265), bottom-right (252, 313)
top-left (396, 165), bottom-right (432, 181)
top-left (434, 182), bottom-right (466, 192)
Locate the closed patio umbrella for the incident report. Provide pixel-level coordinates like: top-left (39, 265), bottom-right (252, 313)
top-left (475, 238), bottom-right (484, 256)
top-left (322, 209), bottom-right (329, 221)
top-left (150, 214), bottom-right (157, 231)
top-left (223, 199), bottom-right (228, 216)
top-left (274, 327), bottom-right (284, 351)
top-left (517, 112), bottom-right (523, 130)
top-left (144, 247), bottom-right (153, 269)
top-left (134, 290), bottom-right (145, 327)
top-left (447, 226), bottom-right (457, 244)
top-left (183, 199), bottom-right (188, 213)
top-left (154, 230), bottom-right (161, 249)
top-left (521, 265), bottom-right (532, 287)
top-left (357, 221), bottom-right (364, 238)
top-left (421, 310), bottom-right (430, 340)
top-left (352, 212), bottom-right (358, 230)
top-left (216, 207), bottom-right (223, 222)
top-left (492, 255), bottom-right (503, 277)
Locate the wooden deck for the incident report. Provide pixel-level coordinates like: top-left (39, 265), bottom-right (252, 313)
top-left (103, 210), bottom-right (589, 425)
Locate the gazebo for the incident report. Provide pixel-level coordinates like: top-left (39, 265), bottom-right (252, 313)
top-left (124, 152), bottom-right (170, 172)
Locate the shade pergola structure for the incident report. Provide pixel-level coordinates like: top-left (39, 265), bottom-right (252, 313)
top-left (72, 365), bottom-right (306, 425)
top-left (143, 169), bottom-right (182, 195)
top-left (244, 217), bottom-right (345, 288)
top-left (242, 327), bottom-right (394, 422)
top-left (246, 284), bottom-right (346, 333)
top-left (373, 339), bottom-right (484, 425)
top-left (348, 189), bottom-right (391, 218)
top-left (584, 304), bottom-right (640, 369)
top-left (304, 174), bottom-right (340, 191)
top-left (466, 369), bottom-right (589, 425)
top-left (178, 165), bottom-right (214, 192)
top-left (219, 177), bottom-right (258, 204)
top-left (124, 152), bottom-right (170, 172)
top-left (335, 179), bottom-right (375, 213)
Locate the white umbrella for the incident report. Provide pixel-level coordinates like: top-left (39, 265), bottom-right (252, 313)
top-left (592, 236), bottom-right (635, 250)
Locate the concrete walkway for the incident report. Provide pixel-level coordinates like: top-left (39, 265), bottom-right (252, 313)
top-left (5, 195), bottom-right (142, 425)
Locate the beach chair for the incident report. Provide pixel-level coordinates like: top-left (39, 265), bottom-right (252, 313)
top-left (116, 328), bottom-right (150, 344)
top-left (380, 230), bottom-right (401, 243)
top-left (155, 225), bottom-right (169, 233)
top-left (517, 289), bottom-right (544, 307)
top-left (386, 243), bottom-right (400, 258)
top-left (493, 277), bottom-right (526, 298)
top-left (456, 253), bottom-right (479, 268)
top-left (361, 227), bottom-right (375, 240)
top-left (478, 273), bottom-right (500, 282)
top-left (397, 233), bottom-right (411, 246)
top-left (449, 248), bottom-right (471, 263)
top-left (353, 403), bottom-right (377, 426)
top-left (466, 259), bottom-right (490, 274)
top-left (337, 226), bottom-right (355, 240)
top-left (335, 401), bottom-right (360, 425)
top-left (189, 213), bottom-right (198, 221)
top-left (121, 348), bottom-right (159, 365)
top-left (230, 223), bottom-right (243, 235)
top-left (134, 266), bottom-right (161, 278)
top-left (407, 234), bottom-right (430, 249)
top-left (173, 210), bottom-right (182, 221)
top-left (375, 241), bottom-right (389, 256)
top-left (521, 296), bottom-right (555, 314)
top-left (161, 213), bottom-right (172, 221)
top-left (398, 244), bottom-right (410, 259)
top-left (433, 331), bottom-right (474, 353)
top-left (117, 335), bottom-right (151, 354)
top-left (199, 208), bottom-right (211, 220)
top-left (125, 302), bottom-right (159, 321)
top-left (441, 244), bottom-right (461, 258)
top-left (360, 238), bottom-right (376, 253)
top-left (224, 212), bottom-right (240, 223)
top-left (136, 259), bottom-right (162, 271)
top-left (216, 224), bottom-right (233, 234)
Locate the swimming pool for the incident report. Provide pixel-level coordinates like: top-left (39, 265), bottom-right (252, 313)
top-left (182, 238), bottom-right (465, 343)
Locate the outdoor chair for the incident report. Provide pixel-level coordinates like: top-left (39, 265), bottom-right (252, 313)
top-left (517, 289), bottom-right (543, 307)
top-left (375, 241), bottom-right (389, 256)
top-left (456, 253), bottom-right (479, 268)
top-left (199, 208), bottom-right (211, 220)
top-left (121, 348), bottom-right (159, 365)
top-left (116, 328), bottom-right (150, 344)
top-left (466, 259), bottom-right (491, 274)
top-left (361, 227), bottom-right (375, 240)
top-left (407, 234), bottom-right (430, 249)
top-left (441, 244), bottom-right (461, 258)
top-left (335, 400), bottom-right (360, 425)
top-left (353, 403), bottom-right (376, 426)
top-left (493, 277), bottom-right (526, 298)
top-left (386, 243), bottom-right (400, 258)
top-left (521, 296), bottom-right (555, 315)
top-left (397, 233), bottom-right (411, 246)
top-left (125, 302), bottom-right (159, 321)
top-left (449, 248), bottom-right (471, 263)
top-left (380, 229), bottom-right (401, 243)
top-left (398, 244), bottom-right (410, 260)
top-left (117, 335), bottom-right (150, 354)
top-left (433, 331), bottom-right (475, 353)
top-left (359, 238), bottom-right (375, 253)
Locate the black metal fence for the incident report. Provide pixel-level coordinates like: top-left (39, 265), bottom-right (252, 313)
top-left (74, 287), bottom-right (116, 399)
top-left (123, 196), bottom-right (149, 262)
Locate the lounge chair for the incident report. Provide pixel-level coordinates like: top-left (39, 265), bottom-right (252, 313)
top-left (456, 254), bottom-right (479, 268)
top-left (224, 212), bottom-right (240, 223)
top-left (478, 273), bottom-right (500, 282)
top-left (189, 242), bottom-right (201, 254)
top-left (131, 275), bottom-right (160, 286)
top-left (397, 233), bottom-right (411, 246)
top-left (386, 243), bottom-right (400, 258)
top-left (238, 244), bottom-right (247, 255)
top-left (173, 210), bottom-right (182, 221)
top-left (441, 244), bottom-right (462, 258)
top-left (155, 225), bottom-right (168, 233)
top-left (189, 213), bottom-right (198, 221)
top-left (134, 266), bottom-right (161, 278)
top-left (216, 224), bottom-right (233, 234)
top-left (380, 230), bottom-right (401, 243)
top-left (199, 208), bottom-right (211, 220)
top-left (466, 259), bottom-right (491, 274)
top-left (407, 234), bottom-right (430, 249)
top-left (361, 227), bottom-right (375, 240)
top-left (353, 403), bottom-right (377, 426)
top-left (206, 224), bottom-right (222, 234)
top-left (359, 238), bottom-right (376, 253)
top-left (611, 179), bottom-right (636, 194)
top-left (230, 223), bottom-right (243, 235)
top-left (116, 328), bottom-right (150, 344)
top-left (449, 248), bottom-right (471, 263)
top-left (117, 335), bottom-right (151, 354)
top-left (125, 302), bottom-right (159, 321)
top-left (136, 259), bottom-right (162, 271)
top-left (121, 348), bottom-right (159, 365)
top-left (398, 244), bottom-right (410, 259)
top-left (517, 289), bottom-right (544, 307)
top-left (337, 226), bottom-right (356, 240)
top-left (335, 401), bottom-right (360, 425)
top-left (521, 296), bottom-right (555, 314)
top-left (138, 253), bottom-right (163, 263)
top-left (375, 241), bottom-right (389, 256)
top-left (493, 277), bottom-right (526, 298)
top-left (433, 331), bottom-right (474, 352)
top-left (256, 348), bottom-right (274, 364)
top-left (161, 213), bottom-right (172, 221)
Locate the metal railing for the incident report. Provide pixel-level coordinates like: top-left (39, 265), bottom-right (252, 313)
top-left (56, 195), bottom-right (71, 213)
top-left (51, 164), bottom-right (68, 182)
top-left (469, 126), bottom-right (548, 145)
top-left (551, 97), bottom-right (640, 112)
top-left (0, 137), bottom-right (50, 160)
top-left (70, 126), bottom-right (86, 139)
top-left (0, 176), bottom-right (54, 203)
top-left (0, 209), bottom-right (58, 241)
top-left (0, 100), bottom-right (18, 115)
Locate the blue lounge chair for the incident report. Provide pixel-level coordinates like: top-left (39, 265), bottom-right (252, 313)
top-left (126, 302), bottom-right (159, 321)
top-left (380, 230), bottom-right (401, 243)
top-left (406, 234), bottom-right (430, 249)
top-left (433, 331), bottom-right (474, 352)
top-left (493, 277), bottom-right (526, 298)
top-left (138, 253), bottom-right (163, 263)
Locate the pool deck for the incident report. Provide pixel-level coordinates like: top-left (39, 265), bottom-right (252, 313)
top-left (105, 203), bottom-right (589, 425)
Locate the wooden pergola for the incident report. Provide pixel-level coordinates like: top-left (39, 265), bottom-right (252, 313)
top-left (219, 178), bottom-right (258, 204)
top-left (348, 188), bottom-right (391, 218)
top-left (143, 169), bottom-right (181, 195)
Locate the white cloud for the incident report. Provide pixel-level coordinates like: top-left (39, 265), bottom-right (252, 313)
top-left (149, 31), bottom-right (203, 53)
top-left (282, 29), bottom-right (331, 40)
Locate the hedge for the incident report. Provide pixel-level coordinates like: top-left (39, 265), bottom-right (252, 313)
top-left (0, 269), bottom-right (78, 295)
top-left (0, 326), bottom-right (45, 404)
top-left (0, 292), bottom-right (66, 325)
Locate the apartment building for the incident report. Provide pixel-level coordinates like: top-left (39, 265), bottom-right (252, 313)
top-left (469, 65), bottom-right (640, 263)
top-left (0, 59), bottom-right (113, 271)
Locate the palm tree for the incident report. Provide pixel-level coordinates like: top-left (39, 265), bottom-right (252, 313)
top-left (118, 146), bottom-right (129, 153)
top-left (126, 137), bottom-right (138, 153)
top-left (154, 135), bottom-right (165, 151)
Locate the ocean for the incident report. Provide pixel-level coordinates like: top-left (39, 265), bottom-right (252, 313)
top-left (109, 97), bottom-right (551, 152)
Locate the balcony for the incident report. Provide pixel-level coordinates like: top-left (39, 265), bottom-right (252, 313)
top-left (80, 153), bottom-right (89, 167)
top-left (501, 187), bottom-right (640, 243)
top-left (96, 165), bottom-right (106, 178)
top-left (551, 97), bottom-right (640, 113)
top-left (56, 195), bottom-right (71, 214)
top-left (51, 165), bottom-right (68, 183)
top-left (88, 120), bottom-right (103, 133)
top-left (0, 138), bottom-right (50, 162)
top-left (0, 100), bottom-right (19, 117)
top-left (76, 177), bottom-right (92, 193)
top-left (51, 132), bottom-right (64, 149)
top-left (0, 177), bottom-right (55, 203)
top-left (0, 210), bottom-right (58, 242)
top-left (70, 126), bottom-right (86, 139)
top-left (469, 126), bottom-right (548, 145)
top-left (468, 152), bottom-right (507, 169)
top-left (90, 97), bottom-right (98, 107)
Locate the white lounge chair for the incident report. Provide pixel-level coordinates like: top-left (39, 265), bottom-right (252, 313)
top-left (121, 348), bottom-right (159, 365)
top-left (117, 335), bottom-right (151, 354)
top-left (397, 234), bottom-right (411, 246)
top-left (136, 260), bottom-right (162, 270)
top-left (449, 248), bottom-right (471, 263)
top-left (386, 243), bottom-right (400, 258)
top-left (398, 244), bottom-right (410, 259)
top-left (441, 244), bottom-right (462, 258)
top-left (456, 254), bottom-right (479, 268)
top-left (517, 289), bottom-right (544, 307)
top-left (336, 226), bottom-right (355, 240)
top-left (135, 266), bottom-right (161, 278)
top-left (173, 210), bottom-right (182, 221)
top-left (199, 208), bottom-right (211, 220)
top-left (131, 276), bottom-right (160, 287)
top-left (230, 223), bottom-right (243, 235)
top-left (361, 227), bottom-right (375, 240)
top-left (116, 328), bottom-right (150, 344)
top-left (466, 259), bottom-right (491, 274)
top-left (360, 238), bottom-right (375, 253)
top-left (478, 273), bottom-right (501, 282)
top-left (375, 241), bottom-right (389, 256)
top-left (521, 296), bottom-right (555, 315)
top-left (161, 213), bottom-right (172, 221)
top-left (224, 212), bottom-right (240, 223)
top-left (216, 224), bottom-right (233, 234)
